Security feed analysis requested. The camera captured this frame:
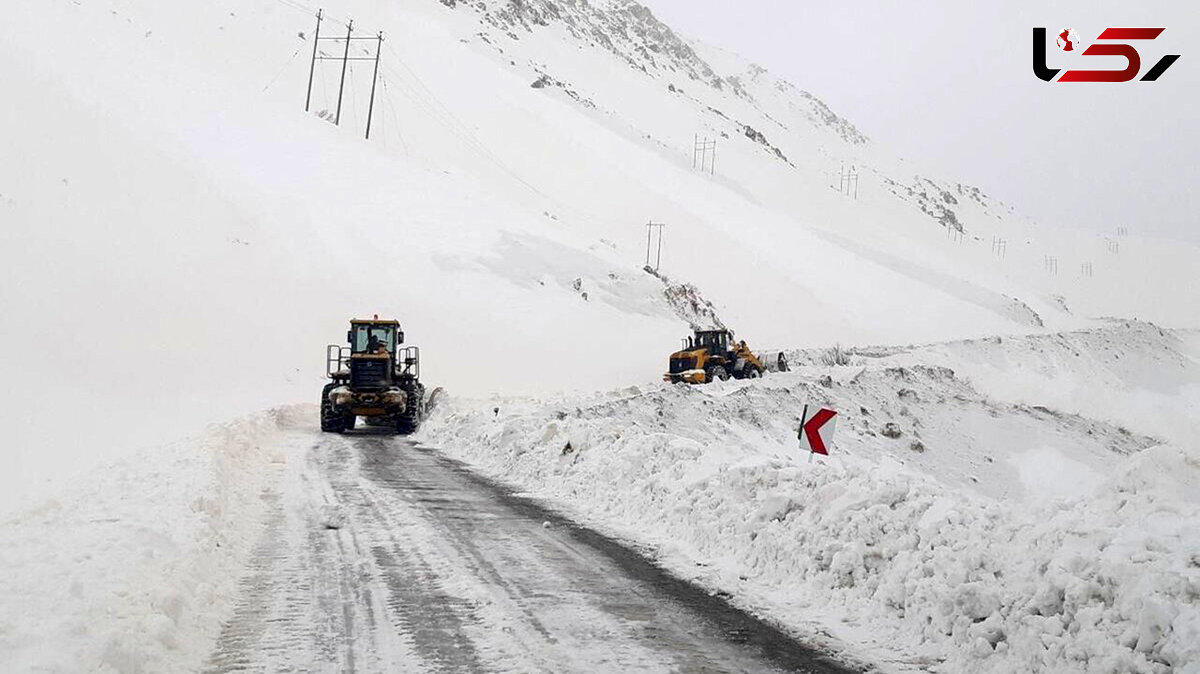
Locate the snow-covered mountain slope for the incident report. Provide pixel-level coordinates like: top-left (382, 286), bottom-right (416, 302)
top-left (5, 0), bottom-right (1197, 508)
top-left (427, 0), bottom-right (1200, 331)
top-left (422, 321), bottom-right (1200, 674)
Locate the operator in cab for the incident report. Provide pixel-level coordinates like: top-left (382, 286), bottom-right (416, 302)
top-left (366, 333), bottom-right (390, 357)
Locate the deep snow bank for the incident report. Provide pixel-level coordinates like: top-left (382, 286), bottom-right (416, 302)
top-left (0, 407), bottom-right (305, 674)
top-left (419, 332), bottom-right (1200, 673)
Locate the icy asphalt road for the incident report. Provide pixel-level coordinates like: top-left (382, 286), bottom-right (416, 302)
top-left (203, 429), bottom-right (856, 674)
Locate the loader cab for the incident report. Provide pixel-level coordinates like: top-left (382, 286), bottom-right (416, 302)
top-left (693, 329), bottom-right (731, 353)
top-left (341, 319), bottom-right (403, 392)
top-left (348, 320), bottom-right (403, 357)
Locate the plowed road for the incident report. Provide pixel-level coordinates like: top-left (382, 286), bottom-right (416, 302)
top-left (204, 430), bottom-right (855, 673)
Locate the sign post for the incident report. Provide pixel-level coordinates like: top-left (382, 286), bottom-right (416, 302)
top-left (799, 405), bottom-right (838, 458)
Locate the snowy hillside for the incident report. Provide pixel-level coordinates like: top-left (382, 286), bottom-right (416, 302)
top-left (3, 0), bottom-right (1198, 504)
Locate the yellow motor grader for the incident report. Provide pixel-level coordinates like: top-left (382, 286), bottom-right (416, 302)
top-left (321, 317), bottom-right (426, 434)
top-left (664, 328), bottom-right (766, 384)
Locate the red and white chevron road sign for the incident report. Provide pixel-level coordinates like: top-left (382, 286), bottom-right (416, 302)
top-left (798, 405), bottom-right (837, 456)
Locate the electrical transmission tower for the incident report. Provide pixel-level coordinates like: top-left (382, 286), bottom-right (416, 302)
top-left (304, 9), bottom-right (384, 139)
top-left (645, 222), bottom-right (666, 272)
top-left (693, 136), bottom-right (717, 175)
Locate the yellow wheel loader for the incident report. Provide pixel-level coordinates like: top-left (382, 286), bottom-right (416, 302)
top-left (664, 329), bottom-right (766, 384)
top-left (321, 317), bottom-right (426, 435)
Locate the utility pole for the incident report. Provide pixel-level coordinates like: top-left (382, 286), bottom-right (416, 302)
top-left (364, 31), bottom-right (383, 139)
top-left (645, 222), bottom-right (666, 272)
top-left (1044, 255), bottom-right (1058, 275)
top-left (304, 12), bottom-right (386, 136)
top-left (693, 136), bottom-right (717, 175)
top-left (305, 9), bottom-right (323, 112)
top-left (836, 163), bottom-right (859, 199)
top-left (334, 19), bottom-right (353, 126)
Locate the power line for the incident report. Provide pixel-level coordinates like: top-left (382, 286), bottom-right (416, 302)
top-left (379, 74), bottom-right (409, 154)
top-left (346, 58), bottom-right (357, 130)
top-left (264, 45), bottom-right (304, 92)
top-left (293, 14), bottom-right (613, 231)
top-left (378, 52), bottom-right (600, 224)
top-left (318, 56), bottom-right (330, 117)
top-left (270, 0), bottom-right (350, 29)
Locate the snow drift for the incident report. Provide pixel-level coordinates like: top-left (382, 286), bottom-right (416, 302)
top-left (0, 408), bottom-right (302, 673)
top-left (419, 324), bottom-right (1200, 673)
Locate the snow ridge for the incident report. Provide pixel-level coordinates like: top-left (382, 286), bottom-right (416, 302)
top-left (0, 408), bottom-right (302, 673)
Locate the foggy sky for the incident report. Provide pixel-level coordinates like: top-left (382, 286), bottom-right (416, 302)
top-left (639, 0), bottom-right (1198, 242)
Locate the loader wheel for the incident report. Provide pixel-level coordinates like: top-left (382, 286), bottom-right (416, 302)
top-left (706, 365), bottom-right (730, 382)
top-left (396, 384), bottom-right (426, 435)
top-left (396, 408), bottom-right (419, 435)
top-left (320, 384), bottom-right (344, 433)
top-left (745, 366), bottom-right (761, 379)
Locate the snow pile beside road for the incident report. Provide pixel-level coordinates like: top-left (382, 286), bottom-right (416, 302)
top-left (421, 357), bottom-right (1200, 672)
top-left (0, 407), bottom-right (304, 673)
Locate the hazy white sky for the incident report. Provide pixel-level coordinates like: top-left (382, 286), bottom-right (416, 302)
top-left (639, 0), bottom-right (1198, 241)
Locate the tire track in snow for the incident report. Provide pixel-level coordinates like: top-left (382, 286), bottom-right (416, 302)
top-left (206, 430), bottom-right (857, 673)
top-left (348, 434), bottom-right (851, 673)
top-left (326, 439), bottom-right (488, 673)
top-left (204, 438), bottom-right (419, 674)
